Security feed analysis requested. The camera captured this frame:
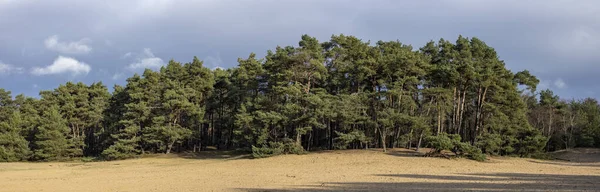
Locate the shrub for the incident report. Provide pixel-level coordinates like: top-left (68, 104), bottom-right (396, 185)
top-left (283, 140), bottom-right (305, 155)
top-left (333, 130), bottom-right (370, 149)
top-left (469, 150), bottom-right (487, 162)
top-left (518, 134), bottom-right (548, 157)
top-left (100, 145), bottom-right (138, 161)
top-left (426, 133), bottom-right (456, 153)
top-left (427, 133), bottom-right (486, 161)
top-left (251, 142), bottom-right (283, 158)
top-left (455, 142), bottom-right (486, 161)
top-left (251, 139), bottom-right (305, 158)
top-left (476, 133), bottom-right (502, 155)
top-left (80, 156), bottom-right (96, 162)
top-left (397, 134), bottom-right (411, 148)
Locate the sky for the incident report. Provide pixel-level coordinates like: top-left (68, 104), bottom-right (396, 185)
top-left (0, 0), bottom-right (598, 99)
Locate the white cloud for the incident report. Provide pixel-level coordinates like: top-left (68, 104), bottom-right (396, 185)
top-left (538, 79), bottom-right (551, 91)
top-left (550, 27), bottom-right (600, 58)
top-left (554, 78), bottom-right (567, 89)
top-left (205, 53), bottom-right (223, 70)
top-left (112, 72), bottom-right (124, 80)
top-left (129, 57), bottom-right (163, 70)
top-left (122, 52), bottom-right (132, 58)
top-left (127, 48), bottom-right (164, 70)
top-left (32, 84), bottom-right (38, 88)
top-left (44, 35), bottom-right (92, 54)
top-left (0, 61), bottom-right (23, 75)
top-left (97, 69), bottom-right (108, 75)
top-left (31, 56), bottom-right (91, 76)
top-left (0, 62), bottom-right (11, 74)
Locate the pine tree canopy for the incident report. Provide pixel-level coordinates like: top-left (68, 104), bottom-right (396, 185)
top-left (1, 34), bottom-right (599, 162)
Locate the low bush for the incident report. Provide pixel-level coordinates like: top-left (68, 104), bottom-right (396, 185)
top-left (333, 130), bottom-right (370, 149)
top-left (251, 139), bottom-right (305, 158)
top-left (427, 133), bottom-right (486, 161)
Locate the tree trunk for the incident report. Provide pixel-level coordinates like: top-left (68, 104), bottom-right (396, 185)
top-left (473, 87), bottom-right (482, 144)
top-left (296, 130), bottom-right (302, 146)
top-left (458, 89), bottom-right (467, 139)
top-left (328, 118), bottom-right (333, 150)
top-left (210, 113), bottom-right (215, 145)
top-left (441, 113), bottom-right (445, 134)
top-left (407, 128), bottom-right (413, 149)
top-left (307, 129), bottom-right (313, 151)
top-left (416, 132), bottom-right (423, 152)
top-left (549, 109), bottom-right (553, 137)
top-left (395, 126), bottom-right (403, 149)
top-left (166, 140), bottom-right (175, 154)
top-left (437, 104), bottom-right (442, 135)
top-left (474, 86), bottom-right (488, 144)
top-left (452, 87), bottom-right (457, 133)
top-left (456, 89), bottom-right (462, 134)
top-left (380, 129), bottom-right (387, 153)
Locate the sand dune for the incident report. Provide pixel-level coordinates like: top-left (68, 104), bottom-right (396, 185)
top-left (0, 149), bottom-right (598, 192)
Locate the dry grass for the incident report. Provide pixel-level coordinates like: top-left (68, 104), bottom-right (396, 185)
top-left (0, 148), bottom-right (599, 192)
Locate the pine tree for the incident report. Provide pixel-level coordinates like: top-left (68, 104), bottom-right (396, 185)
top-left (102, 75), bottom-right (144, 160)
top-left (33, 105), bottom-right (72, 161)
top-left (0, 111), bottom-right (31, 162)
top-left (2, 33), bottom-right (593, 161)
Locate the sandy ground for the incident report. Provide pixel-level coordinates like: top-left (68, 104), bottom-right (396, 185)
top-left (0, 148), bottom-right (599, 192)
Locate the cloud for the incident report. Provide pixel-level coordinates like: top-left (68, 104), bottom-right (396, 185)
top-left (538, 78), bottom-right (567, 90)
top-left (127, 48), bottom-right (164, 70)
top-left (129, 57), bottom-right (163, 70)
top-left (554, 78), bottom-right (567, 89)
top-left (205, 53), bottom-right (223, 70)
top-left (105, 40), bottom-right (113, 46)
top-left (112, 72), bottom-right (124, 80)
top-left (122, 52), bottom-right (132, 58)
top-left (538, 79), bottom-right (551, 91)
top-left (0, 0), bottom-right (18, 7)
top-left (44, 35), bottom-right (92, 54)
top-left (549, 27), bottom-right (600, 59)
top-left (31, 56), bottom-right (91, 76)
top-left (0, 62), bottom-right (12, 74)
top-left (0, 61), bottom-right (23, 75)
top-left (1, 0), bottom-right (600, 98)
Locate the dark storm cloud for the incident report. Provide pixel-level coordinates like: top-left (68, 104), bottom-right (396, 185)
top-left (0, 0), bottom-right (598, 99)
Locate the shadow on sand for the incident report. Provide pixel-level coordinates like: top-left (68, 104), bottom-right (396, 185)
top-left (526, 159), bottom-right (600, 168)
top-left (384, 149), bottom-right (427, 158)
top-left (238, 173), bottom-right (600, 191)
top-left (175, 150), bottom-right (252, 160)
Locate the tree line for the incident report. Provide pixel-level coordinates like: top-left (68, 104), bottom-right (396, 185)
top-left (1, 34), bottom-right (599, 162)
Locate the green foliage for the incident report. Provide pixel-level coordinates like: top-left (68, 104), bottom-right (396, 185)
top-left (101, 142), bottom-right (139, 160)
top-left (476, 133), bottom-right (502, 155)
top-left (251, 143), bottom-right (283, 158)
top-left (514, 70), bottom-right (540, 93)
top-left (33, 106), bottom-right (73, 161)
top-left (1, 34), bottom-right (597, 162)
top-left (251, 139), bottom-right (305, 158)
top-left (454, 141), bottom-right (486, 161)
top-left (427, 133), bottom-right (486, 161)
top-left (426, 133), bottom-right (457, 153)
top-left (0, 132), bottom-right (31, 162)
top-left (283, 139), bottom-right (306, 155)
top-left (334, 130), bottom-right (370, 149)
top-left (0, 113), bottom-right (31, 162)
top-left (144, 124), bottom-right (192, 153)
top-left (518, 132), bottom-right (548, 157)
top-left (80, 156), bottom-right (96, 162)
